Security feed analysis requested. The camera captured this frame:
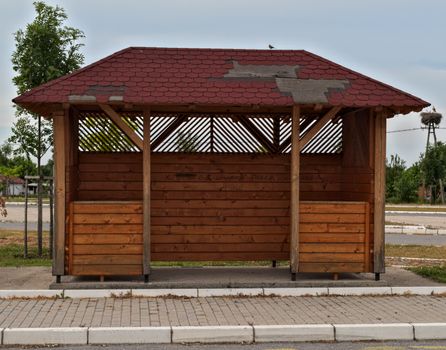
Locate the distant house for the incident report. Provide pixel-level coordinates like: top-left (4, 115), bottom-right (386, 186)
top-left (0, 175), bottom-right (25, 196)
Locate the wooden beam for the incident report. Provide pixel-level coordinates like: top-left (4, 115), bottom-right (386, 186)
top-left (374, 111), bottom-right (386, 273)
top-left (299, 106), bottom-right (342, 151)
top-left (99, 104), bottom-right (143, 150)
top-left (238, 116), bottom-right (275, 153)
top-left (52, 111), bottom-right (67, 276)
top-left (143, 110), bottom-right (151, 278)
top-left (290, 105), bottom-right (300, 278)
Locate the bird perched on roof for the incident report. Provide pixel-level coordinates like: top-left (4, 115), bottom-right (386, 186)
top-left (268, 44), bottom-right (275, 49)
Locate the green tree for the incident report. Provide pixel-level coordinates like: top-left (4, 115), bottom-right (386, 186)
top-left (394, 163), bottom-right (421, 203)
top-left (420, 142), bottom-right (446, 203)
top-left (10, 1), bottom-right (85, 256)
top-left (10, 1), bottom-right (85, 160)
top-left (386, 154), bottom-right (406, 203)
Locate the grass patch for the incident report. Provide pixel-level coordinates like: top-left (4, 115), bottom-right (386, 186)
top-left (386, 244), bottom-right (446, 260)
top-left (0, 244), bottom-right (51, 267)
top-left (408, 265), bottom-right (446, 283)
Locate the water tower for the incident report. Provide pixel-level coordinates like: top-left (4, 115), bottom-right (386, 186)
top-left (420, 109), bottom-right (442, 150)
top-left (420, 108), bottom-right (443, 203)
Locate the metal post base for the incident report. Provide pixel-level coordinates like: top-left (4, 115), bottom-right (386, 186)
top-left (144, 274), bottom-right (149, 283)
top-left (291, 273), bottom-right (296, 281)
top-left (375, 273), bottom-right (380, 281)
top-left (272, 260), bottom-right (277, 268)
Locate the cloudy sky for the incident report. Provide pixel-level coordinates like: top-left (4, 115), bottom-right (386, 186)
top-left (1, 0), bottom-right (445, 165)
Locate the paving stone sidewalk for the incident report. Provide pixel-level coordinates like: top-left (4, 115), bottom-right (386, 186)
top-left (1, 295), bottom-right (445, 328)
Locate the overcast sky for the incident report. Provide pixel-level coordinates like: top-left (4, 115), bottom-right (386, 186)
top-left (1, 0), bottom-right (445, 165)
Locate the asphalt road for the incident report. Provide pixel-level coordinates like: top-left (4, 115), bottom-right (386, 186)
top-left (1, 341), bottom-right (446, 350)
top-left (386, 233), bottom-right (446, 245)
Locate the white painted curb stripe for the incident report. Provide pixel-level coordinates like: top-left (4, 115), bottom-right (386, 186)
top-left (0, 290), bottom-right (63, 299)
top-left (1, 286), bottom-right (446, 299)
top-left (2, 327), bottom-right (87, 345)
top-left (328, 287), bottom-right (392, 296)
top-left (1, 324), bottom-right (446, 344)
top-left (89, 327), bottom-right (171, 344)
top-left (172, 325), bottom-right (253, 343)
top-left (334, 323), bottom-right (414, 341)
top-left (413, 323), bottom-right (446, 340)
top-left (254, 324), bottom-right (334, 342)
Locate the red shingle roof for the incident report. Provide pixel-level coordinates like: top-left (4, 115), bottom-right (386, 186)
top-left (13, 47), bottom-right (429, 110)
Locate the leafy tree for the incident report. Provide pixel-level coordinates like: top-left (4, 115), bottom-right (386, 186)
top-left (394, 163), bottom-right (421, 203)
top-left (10, 1), bottom-right (85, 256)
top-left (0, 142), bottom-right (37, 178)
top-left (10, 1), bottom-right (85, 160)
top-left (420, 142), bottom-right (446, 203)
top-left (386, 154), bottom-right (406, 202)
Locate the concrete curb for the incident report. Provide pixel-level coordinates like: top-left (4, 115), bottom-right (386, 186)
top-left (172, 325), bottom-right (253, 343)
top-left (386, 224), bottom-right (446, 235)
top-left (0, 290), bottom-right (63, 299)
top-left (2, 286), bottom-right (446, 299)
top-left (89, 326), bottom-right (171, 344)
top-left (1, 324), bottom-right (446, 344)
top-left (2, 327), bottom-right (87, 345)
top-left (334, 323), bottom-right (414, 341)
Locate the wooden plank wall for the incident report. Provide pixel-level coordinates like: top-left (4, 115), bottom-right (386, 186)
top-left (68, 200), bottom-right (368, 274)
top-left (299, 202), bottom-right (369, 273)
top-left (77, 152), bottom-right (347, 202)
top-left (69, 202), bottom-right (143, 276)
top-left (72, 152), bottom-right (370, 269)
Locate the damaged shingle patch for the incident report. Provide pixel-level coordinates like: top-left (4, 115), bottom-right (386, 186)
top-left (84, 85), bottom-right (127, 95)
top-left (224, 61), bottom-right (349, 104)
top-left (224, 61), bottom-right (299, 79)
top-left (276, 78), bottom-right (350, 104)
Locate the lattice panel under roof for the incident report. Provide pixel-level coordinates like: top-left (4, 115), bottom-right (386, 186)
top-left (78, 111), bottom-right (342, 154)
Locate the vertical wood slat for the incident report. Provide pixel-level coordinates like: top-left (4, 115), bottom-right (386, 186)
top-left (290, 105), bottom-right (300, 274)
top-left (143, 110), bottom-right (151, 275)
top-left (364, 201), bottom-right (370, 271)
top-left (374, 111), bottom-right (386, 273)
top-left (53, 111), bottom-right (67, 276)
top-left (69, 202), bottom-right (74, 274)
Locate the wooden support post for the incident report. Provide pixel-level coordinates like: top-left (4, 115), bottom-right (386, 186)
top-left (52, 111), bottom-right (66, 277)
top-left (143, 109), bottom-right (151, 280)
top-left (374, 111), bottom-right (386, 274)
top-left (290, 105), bottom-right (300, 279)
top-left (99, 104), bottom-right (143, 150)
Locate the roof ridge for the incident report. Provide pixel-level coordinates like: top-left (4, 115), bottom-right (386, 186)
top-left (13, 47), bottom-right (132, 102)
top-left (128, 46), bottom-right (306, 53)
top-left (302, 50), bottom-right (429, 106)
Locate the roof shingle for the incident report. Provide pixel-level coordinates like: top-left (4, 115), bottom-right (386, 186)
top-left (13, 47), bottom-right (429, 110)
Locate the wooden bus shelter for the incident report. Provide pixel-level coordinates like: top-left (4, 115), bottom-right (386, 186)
top-left (13, 47), bottom-right (429, 282)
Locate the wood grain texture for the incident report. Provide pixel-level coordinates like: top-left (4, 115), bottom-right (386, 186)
top-left (53, 111), bottom-right (66, 276)
top-left (373, 111), bottom-right (386, 273)
top-left (290, 105), bottom-right (300, 274)
top-left (142, 110), bottom-right (151, 275)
